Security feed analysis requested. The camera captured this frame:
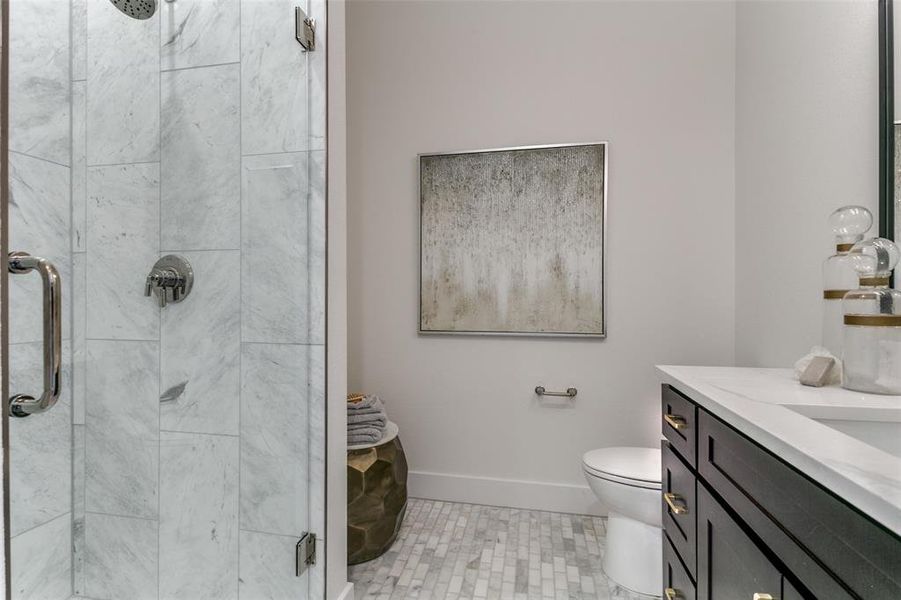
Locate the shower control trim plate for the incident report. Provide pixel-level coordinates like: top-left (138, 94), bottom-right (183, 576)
top-left (145, 255), bottom-right (194, 308)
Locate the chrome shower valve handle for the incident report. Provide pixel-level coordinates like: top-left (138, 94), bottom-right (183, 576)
top-left (145, 255), bottom-right (194, 308)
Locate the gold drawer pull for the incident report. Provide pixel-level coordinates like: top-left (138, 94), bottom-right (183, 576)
top-left (753, 595), bottom-right (776, 600)
top-left (664, 492), bottom-right (688, 515)
top-left (665, 588), bottom-right (681, 600)
top-left (664, 413), bottom-right (687, 430)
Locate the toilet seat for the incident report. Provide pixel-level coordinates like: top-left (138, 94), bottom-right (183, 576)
top-left (582, 447), bottom-right (661, 490)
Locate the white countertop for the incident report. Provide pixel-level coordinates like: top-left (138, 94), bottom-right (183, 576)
top-left (657, 365), bottom-right (901, 537)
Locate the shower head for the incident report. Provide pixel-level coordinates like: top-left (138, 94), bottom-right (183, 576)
top-left (109, 0), bottom-right (157, 20)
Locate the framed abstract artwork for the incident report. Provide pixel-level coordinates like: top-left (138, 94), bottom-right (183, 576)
top-left (419, 142), bottom-right (607, 337)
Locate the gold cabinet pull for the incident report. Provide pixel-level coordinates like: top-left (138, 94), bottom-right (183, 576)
top-left (664, 588), bottom-right (681, 600)
top-left (753, 594), bottom-right (777, 600)
top-left (664, 492), bottom-right (688, 515)
top-left (663, 413), bottom-right (687, 430)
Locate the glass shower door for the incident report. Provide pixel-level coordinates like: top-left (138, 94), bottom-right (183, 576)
top-left (3, 0), bottom-right (327, 598)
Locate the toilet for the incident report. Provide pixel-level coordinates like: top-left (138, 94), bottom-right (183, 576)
top-left (582, 446), bottom-right (662, 596)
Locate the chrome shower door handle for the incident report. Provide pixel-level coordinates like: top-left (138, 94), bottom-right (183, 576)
top-left (8, 252), bottom-right (62, 417)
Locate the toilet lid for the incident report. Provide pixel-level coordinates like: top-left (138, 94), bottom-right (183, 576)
top-left (582, 447), bottom-right (661, 485)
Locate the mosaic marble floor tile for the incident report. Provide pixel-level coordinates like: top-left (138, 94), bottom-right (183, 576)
top-left (349, 498), bottom-right (657, 600)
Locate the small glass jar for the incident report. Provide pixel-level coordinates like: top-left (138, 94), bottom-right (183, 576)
top-left (822, 206), bottom-right (872, 356)
top-left (842, 238), bottom-right (901, 395)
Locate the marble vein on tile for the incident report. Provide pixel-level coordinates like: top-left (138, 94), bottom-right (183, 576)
top-left (8, 152), bottom-right (71, 345)
top-left (85, 512), bottom-right (158, 600)
top-left (161, 64), bottom-right (240, 250)
top-left (9, 341), bottom-right (72, 537)
top-left (159, 431), bottom-right (239, 600)
top-left (85, 340), bottom-right (160, 519)
top-left (239, 530), bottom-right (308, 600)
top-left (9, 0), bottom-right (70, 165)
top-left (86, 0), bottom-right (160, 165)
top-left (240, 343), bottom-right (310, 536)
top-left (161, 250), bottom-right (240, 435)
top-left (74, 424), bottom-right (86, 597)
top-left (241, 152), bottom-right (310, 343)
top-left (10, 512), bottom-right (72, 600)
top-left (86, 163), bottom-right (160, 340)
top-left (72, 81), bottom-right (87, 253)
top-left (241, 0), bottom-right (309, 154)
top-left (161, 0), bottom-right (240, 70)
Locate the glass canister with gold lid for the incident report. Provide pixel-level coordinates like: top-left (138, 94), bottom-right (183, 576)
top-left (823, 206), bottom-right (872, 357)
top-left (842, 237), bottom-right (901, 394)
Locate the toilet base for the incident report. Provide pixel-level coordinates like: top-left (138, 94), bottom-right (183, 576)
top-left (603, 512), bottom-right (662, 596)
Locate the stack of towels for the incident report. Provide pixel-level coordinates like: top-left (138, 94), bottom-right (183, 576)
top-left (347, 393), bottom-right (388, 445)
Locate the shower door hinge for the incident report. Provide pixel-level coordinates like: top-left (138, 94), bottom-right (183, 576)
top-left (295, 6), bottom-right (315, 52)
top-left (296, 532), bottom-right (317, 576)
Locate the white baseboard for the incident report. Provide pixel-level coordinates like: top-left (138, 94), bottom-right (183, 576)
top-left (334, 581), bottom-right (354, 600)
top-left (408, 470), bottom-right (605, 516)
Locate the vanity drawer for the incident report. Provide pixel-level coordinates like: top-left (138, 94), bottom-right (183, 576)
top-left (663, 533), bottom-right (696, 600)
top-left (698, 408), bottom-right (901, 600)
top-left (662, 441), bottom-right (696, 579)
top-left (661, 385), bottom-right (697, 466)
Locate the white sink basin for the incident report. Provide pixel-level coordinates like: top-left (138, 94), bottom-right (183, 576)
top-left (785, 404), bottom-right (901, 459)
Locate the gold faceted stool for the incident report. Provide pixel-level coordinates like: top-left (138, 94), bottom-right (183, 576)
top-left (347, 421), bottom-right (408, 565)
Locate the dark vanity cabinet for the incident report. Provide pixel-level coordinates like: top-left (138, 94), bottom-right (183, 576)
top-left (660, 384), bottom-right (901, 600)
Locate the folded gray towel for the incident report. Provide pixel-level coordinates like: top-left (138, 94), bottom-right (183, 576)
top-left (347, 412), bottom-right (387, 428)
top-left (348, 426), bottom-right (383, 445)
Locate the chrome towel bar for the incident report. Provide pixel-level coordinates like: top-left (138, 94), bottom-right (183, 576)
top-left (535, 386), bottom-right (577, 398)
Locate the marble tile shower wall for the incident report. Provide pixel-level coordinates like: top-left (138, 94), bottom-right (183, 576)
top-left (12, 0), bottom-right (325, 598)
top-left (8, 0), bottom-right (74, 597)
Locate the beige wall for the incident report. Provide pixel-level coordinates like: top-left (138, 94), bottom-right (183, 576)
top-left (346, 0), bottom-right (736, 512)
top-left (735, 1), bottom-right (879, 367)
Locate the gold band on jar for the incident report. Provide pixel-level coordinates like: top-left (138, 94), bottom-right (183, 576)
top-left (823, 290), bottom-right (850, 300)
top-left (844, 314), bottom-right (901, 327)
top-left (836, 243), bottom-right (855, 252)
top-left (858, 276), bottom-right (891, 287)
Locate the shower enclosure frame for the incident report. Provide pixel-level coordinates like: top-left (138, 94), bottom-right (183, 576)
top-left (0, 0), bottom-right (330, 596)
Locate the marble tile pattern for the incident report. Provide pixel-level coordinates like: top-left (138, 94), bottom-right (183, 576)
top-left (84, 512), bottom-right (158, 600)
top-left (161, 64), bottom-right (241, 250)
top-left (86, 0), bottom-right (160, 165)
top-left (8, 342), bottom-right (72, 537)
top-left (349, 498), bottom-right (651, 600)
top-left (241, 0), bottom-right (310, 154)
top-left (74, 425), bottom-right (86, 597)
top-left (9, 0), bottom-right (70, 165)
top-left (73, 252), bottom-right (87, 425)
top-left (72, 0), bottom-right (87, 81)
top-left (242, 152), bottom-right (310, 343)
top-left (159, 432), bottom-right (239, 599)
top-left (72, 81), bottom-right (87, 252)
top-left (86, 163), bottom-right (160, 340)
top-left (160, 0), bottom-right (240, 70)
top-left (239, 530), bottom-right (309, 600)
top-left (11, 512), bottom-right (72, 600)
top-left (85, 340), bottom-right (160, 520)
top-left (8, 152), bottom-right (71, 345)
top-left (241, 344), bottom-right (311, 536)
top-left (161, 251), bottom-right (241, 435)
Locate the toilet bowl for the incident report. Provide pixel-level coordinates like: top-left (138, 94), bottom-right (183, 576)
top-left (582, 446), bottom-right (662, 596)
